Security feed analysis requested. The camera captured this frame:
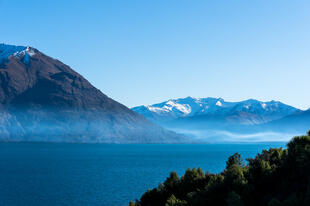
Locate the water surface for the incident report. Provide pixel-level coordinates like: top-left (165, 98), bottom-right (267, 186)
top-left (0, 142), bottom-right (286, 206)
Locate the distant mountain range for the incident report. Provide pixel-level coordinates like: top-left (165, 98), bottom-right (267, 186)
top-left (1, 43), bottom-right (307, 143)
top-left (132, 97), bottom-right (310, 141)
top-left (262, 109), bottom-right (310, 133)
top-left (0, 43), bottom-right (186, 143)
top-left (132, 97), bottom-right (300, 125)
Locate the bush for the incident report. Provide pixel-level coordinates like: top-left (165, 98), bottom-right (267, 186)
top-left (130, 131), bottom-right (310, 206)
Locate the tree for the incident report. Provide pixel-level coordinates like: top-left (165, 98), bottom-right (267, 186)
top-left (267, 198), bottom-right (281, 206)
top-left (165, 195), bottom-right (187, 206)
top-left (226, 153), bottom-right (244, 169)
top-left (164, 171), bottom-right (179, 189)
top-left (227, 191), bottom-right (243, 206)
top-left (129, 201), bottom-right (136, 206)
top-left (224, 164), bottom-right (246, 191)
top-left (131, 131), bottom-right (310, 206)
top-left (286, 135), bottom-right (310, 169)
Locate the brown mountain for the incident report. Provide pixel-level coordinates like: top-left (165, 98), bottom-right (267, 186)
top-left (0, 44), bottom-right (185, 143)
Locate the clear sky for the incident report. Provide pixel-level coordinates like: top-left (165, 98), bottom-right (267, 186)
top-left (1, 0), bottom-right (310, 109)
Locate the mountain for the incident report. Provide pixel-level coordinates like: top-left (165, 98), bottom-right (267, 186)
top-left (0, 43), bottom-right (185, 143)
top-left (132, 97), bottom-right (300, 127)
top-left (262, 109), bottom-right (310, 133)
top-left (132, 97), bottom-right (304, 142)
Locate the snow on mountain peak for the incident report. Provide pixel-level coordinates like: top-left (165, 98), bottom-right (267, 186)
top-left (146, 99), bottom-right (192, 116)
top-left (216, 100), bottom-right (223, 107)
top-left (132, 97), bottom-right (301, 124)
top-left (0, 43), bottom-right (36, 65)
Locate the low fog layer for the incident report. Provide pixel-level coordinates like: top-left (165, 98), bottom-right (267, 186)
top-left (168, 127), bottom-right (299, 143)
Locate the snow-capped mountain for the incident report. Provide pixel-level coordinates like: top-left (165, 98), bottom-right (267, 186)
top-left (132, 97), bottom-right (300, 125)
top-left (0, 43), bottom-right (186, 143)
top-left (0, 44), bottom-right (35, 65)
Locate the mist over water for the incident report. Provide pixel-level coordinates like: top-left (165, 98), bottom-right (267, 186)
top-left (169, 128), bottom-right (298, 143)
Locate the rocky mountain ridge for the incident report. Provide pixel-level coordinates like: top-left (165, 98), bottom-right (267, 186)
top-left (0, 43), bottom-right (185, 143)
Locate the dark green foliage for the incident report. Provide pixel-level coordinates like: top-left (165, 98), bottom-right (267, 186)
top-left (130, 131), bottom-right (310, 206)
top-left (165, 195), bottom-right (187, 206)
top-left (129, 201), bottom-right (136, 206)
top-left (267, 198), bottom-right (281, 206)
top-left (226, 153), bottom-right (244, 168)
top-left (226, 191), bottom-right (243, 206)
top-left (164, 172), bottom-right (179, 191)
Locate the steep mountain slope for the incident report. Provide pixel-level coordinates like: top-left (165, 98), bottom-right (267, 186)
top-left (0, 43), bottom-right (185, 143)
top-left (132, 97), bottom-right (300, 126)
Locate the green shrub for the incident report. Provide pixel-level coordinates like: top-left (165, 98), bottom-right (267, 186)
top-left (130, 131), bottom-right (310, 206)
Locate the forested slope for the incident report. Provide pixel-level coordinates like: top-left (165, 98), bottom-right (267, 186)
top-left (130, 131), bottom-right (310, 206)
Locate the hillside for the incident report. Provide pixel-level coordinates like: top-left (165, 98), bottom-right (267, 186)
top-left (0, 44), bottom-right (185, 143)
top-left (261, 109), bottom-right (310, 133)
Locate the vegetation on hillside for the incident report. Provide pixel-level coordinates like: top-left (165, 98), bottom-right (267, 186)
top-left (129, 131), bottom-right (310, 206)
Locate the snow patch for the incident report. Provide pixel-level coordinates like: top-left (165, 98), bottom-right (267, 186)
top-left (0, 44), bottom-right (36, 65)
top-left (146, 100), bottom-right (192, 116)
top-left (164, 101), bottom-right (191, 114)
top-left (216, 101), bottom-right (222, 107)
top-left (147, 106), bottom-right (169, 114)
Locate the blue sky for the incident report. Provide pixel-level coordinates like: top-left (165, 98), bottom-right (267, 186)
top-left (1, 0), bottom-right (310, 109)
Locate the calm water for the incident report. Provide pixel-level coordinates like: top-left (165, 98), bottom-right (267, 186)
top-left (0, 142), bottom-right (286, 206)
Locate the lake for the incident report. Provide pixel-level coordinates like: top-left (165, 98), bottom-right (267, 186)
top-left (0, 142), bottom-right (286, 206)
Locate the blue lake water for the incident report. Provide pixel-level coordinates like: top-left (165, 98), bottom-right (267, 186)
top-left (0, 142), bottom-right (286, 206)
